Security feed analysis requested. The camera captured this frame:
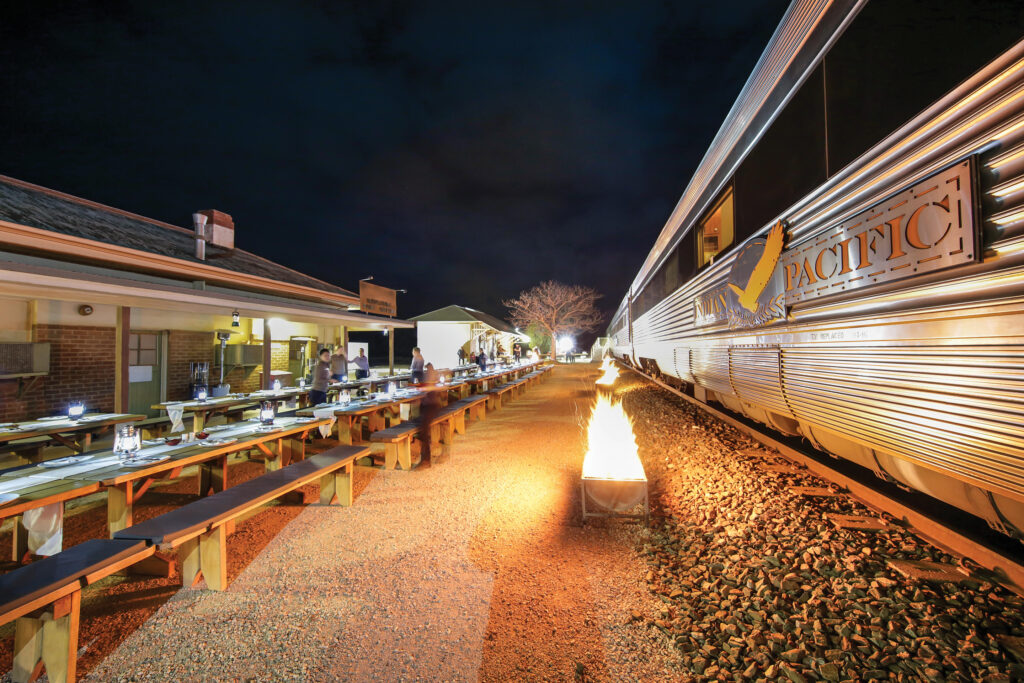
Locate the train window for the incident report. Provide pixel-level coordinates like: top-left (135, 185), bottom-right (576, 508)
top-left (677, 228), bottom-right (696, 285)
top-left (824, 0), bottom-right (1024, 176)
top-left (697, 187), bottom-right (734, 268)
top-left (733, 65), bottom-right (826, 240)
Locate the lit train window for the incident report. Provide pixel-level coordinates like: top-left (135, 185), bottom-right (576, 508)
top-left (697, 187), bottom-right (734, 268)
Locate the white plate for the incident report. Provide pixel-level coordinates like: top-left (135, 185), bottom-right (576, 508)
top-left (198, 438), bottom-right (238, 447)
top-left (255, 425), bottom-right (282, 433)
top-left (294, 417), bottom-right (317, 424)
top-left (125, 455), bottom-right (171, 467)
top-left (41, 455), bottom-right (94, 468)
top-left (0, 492), bottom-right (18, 506)
top-left (141, 439), bottom-right (163, 447)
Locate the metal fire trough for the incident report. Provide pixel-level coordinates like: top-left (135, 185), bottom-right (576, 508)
top-left (581, 474), bottom-right (649, 524)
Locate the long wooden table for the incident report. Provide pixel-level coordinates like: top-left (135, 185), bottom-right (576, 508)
top-left (0, 413), bottom-right (145, 458)
top-left (151, 387), bottom-right (313, 432)
top-left (298, 390), bottom-right (427, 444)
top-left (0, 415), bottom-right (331, 556)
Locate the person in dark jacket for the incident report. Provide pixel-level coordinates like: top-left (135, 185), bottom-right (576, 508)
top-left (310, 348), bottom-right (331, 405)
top-left (477, 350), bottom-right (488, 371)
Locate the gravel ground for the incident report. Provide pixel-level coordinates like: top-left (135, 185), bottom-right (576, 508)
top-left (85, 364), bottom-right (678, 681)
top-left (615, 369), bottom-right (1024, 682)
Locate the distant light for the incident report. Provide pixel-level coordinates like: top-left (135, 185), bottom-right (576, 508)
top-left (557, 336), bottom-right (574, 352)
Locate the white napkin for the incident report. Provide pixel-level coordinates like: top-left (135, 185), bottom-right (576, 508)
top-left (168, 405), bottom-right (185, 433)
top-left (313, 407), bottom-right (337, 438)
top-left (23, 502), bottom-right (63, 556)
top-left (0, 474), bottom-right (52, 495)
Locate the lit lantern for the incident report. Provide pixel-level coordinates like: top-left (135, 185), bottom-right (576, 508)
top-left (387, 381), bottom-right (397, 397)
top-left (68, 402), bottom-right (85, 420)
top-left (260, 400), bottom-right (276, 425)
top-left (231, 310), bottom-right (240, 328)
top-left (341, 390), bottom-right (351, 405)
top-left (273, 379), bottom-right (282, 392)
top-left (342, 374), bottom-right (349, 383)
top-left (298, 377), bottom-right (306, 390)
top-left (196, 387), bottom-right (208, 402)
top-left (114, 424), bottom-right (141, 463)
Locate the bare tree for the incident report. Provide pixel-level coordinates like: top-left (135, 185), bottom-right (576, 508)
top-left (503, 281), bottom-right (604, 359)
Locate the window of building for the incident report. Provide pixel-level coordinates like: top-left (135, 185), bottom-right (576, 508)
top-left (129, 333), bottom-right (157, 366)
top-left (697, 187), bottom-right (734, 268)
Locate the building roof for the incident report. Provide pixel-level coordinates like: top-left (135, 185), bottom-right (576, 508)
top-left (410, 305), bottom-right (514, 333)
top-left (0, 175), bottom-right (356, 300)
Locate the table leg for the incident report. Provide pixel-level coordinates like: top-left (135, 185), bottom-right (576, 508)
top-left (193, 412), bottom-right (206, 433)
top-left (198, 455), bottom-right (228, 496)
top-left (262, 440), bottom-right (282, 472)
top-left (335, 416), bottom-right (354, 445)
top-left (107, 483), bottom-right (134, 537)
top-left (11, 514), bottom-right (28, 562)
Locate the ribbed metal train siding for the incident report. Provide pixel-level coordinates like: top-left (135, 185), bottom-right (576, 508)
top-left (615, 43), bottom-right (1024, 504)
top-left (731, 346), bottom-right (793, 418)
top-left (781, 345), bottom-right (1024, 497)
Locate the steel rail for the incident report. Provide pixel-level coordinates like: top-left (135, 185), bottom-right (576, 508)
top-left (618, 362), bottom-right (1024, 597)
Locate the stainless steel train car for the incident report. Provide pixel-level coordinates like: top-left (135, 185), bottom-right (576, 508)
top-left (609, 0), bottom-right (1024, 538)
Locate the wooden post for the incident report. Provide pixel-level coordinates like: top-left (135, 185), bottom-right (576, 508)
top-left (115, 306), bottom-right (130, 412)
top-left (262, 318), bottom-right (272, 390)
top-left (388, 326), bottom-right (394, 375)
top-left (342, 326), bottom-right (350, 354)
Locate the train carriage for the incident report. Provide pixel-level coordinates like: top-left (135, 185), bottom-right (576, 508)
top-left (611, 0), bottom-right (1024, 537)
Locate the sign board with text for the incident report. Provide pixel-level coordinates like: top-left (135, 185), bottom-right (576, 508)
top-left (360, 281), bottom-right (397, 317)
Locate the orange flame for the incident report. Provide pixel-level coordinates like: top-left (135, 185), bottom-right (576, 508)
top-left (582, 392), bottom-right (645, 481)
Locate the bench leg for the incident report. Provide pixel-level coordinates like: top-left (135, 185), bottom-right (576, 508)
top-left (13, 590), bottom-right (80, 683)
top-left (200, 526), bottom-right (228, 591)
top-left (384, 443), bottom-right (398, 470)
top-left (107, 483), bottom-right (134, 537)
top-left (179, 538), bottom-right (201, 588)
top-left (439, 420), bottom-right (453, 445)
top-left (398, 438), bottom-right (412, 470)
top-left (454, 411), bottom-right (466, 435)
top-left (320, 464), bottom-right (352, 506)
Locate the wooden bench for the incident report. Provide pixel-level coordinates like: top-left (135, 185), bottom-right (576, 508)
top-left (114, 445), bottom-right (366, 591)
top-left (368, 399), bottom-right (477, 470)
top-left (0, 538), bottom-right (154, 683)
top-left (453, 394), bottom-right (488, 423)
top-left (485, 383), bottom-right (516, 410)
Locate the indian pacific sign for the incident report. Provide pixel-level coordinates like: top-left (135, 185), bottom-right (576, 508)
top-left (780, 159), bottom-right (978, 304)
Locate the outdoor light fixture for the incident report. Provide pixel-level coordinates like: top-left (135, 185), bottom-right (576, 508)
top-left (114, 424), bottom-right (142, 464)
top-left (196, 387), bottom-right (208, 402)
top-left (273, 379), bottom-right (282, 392)
top-left (382, 328), bottom-right (389, 336)
top-left (231, 310), bottom-right (240, 328)
top-left (68, 402), bottom-right (85, 420)
top-left (259, 400), bottom-right (276, 425)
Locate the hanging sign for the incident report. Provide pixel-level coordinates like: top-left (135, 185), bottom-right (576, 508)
top-left (360, 281), bottom-right (397, 317)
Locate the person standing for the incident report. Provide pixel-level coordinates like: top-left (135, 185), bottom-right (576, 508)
top-left (310, 348), bottom-right (331, 405)
top-left (410, 346), bottom-right (425, 383)
top-left (513, 342), bottom-right (521, 362)
top-left (457, 346), bottom-right (466, 365)
top-left (350, 348), bottom-right (370, 379)
top-left (417, 362), bottom-right (442, 465)
top-left (477, 349), bottom-right (488, 371)
top-left (330, 346), bottom-right (348, 381)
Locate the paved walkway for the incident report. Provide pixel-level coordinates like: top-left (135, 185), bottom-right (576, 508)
top-left (88, 365), bottom-right (672, 681)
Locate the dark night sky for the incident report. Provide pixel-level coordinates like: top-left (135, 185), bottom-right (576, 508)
top-left (0, 1), bottom-right (788, 338)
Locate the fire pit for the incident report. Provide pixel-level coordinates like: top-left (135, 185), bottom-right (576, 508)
top-left (580, 391), bottom-right (649, 523)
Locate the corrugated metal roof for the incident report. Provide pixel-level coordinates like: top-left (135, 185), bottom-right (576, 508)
top-left (0, 175), bottom-right (356, 299)
top-left (410, 304), bottom-right (513, 332)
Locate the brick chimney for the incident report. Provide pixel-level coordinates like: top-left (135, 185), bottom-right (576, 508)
top-left (192, 210), bottom-right (235, 260)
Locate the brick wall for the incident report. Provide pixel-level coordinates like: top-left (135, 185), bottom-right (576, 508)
top-left (166, 331), bottom-right (215, 401)
top-left (220, 341), bottom-right (291, 393)
top-left (0, 324), bottom-right (116, 422)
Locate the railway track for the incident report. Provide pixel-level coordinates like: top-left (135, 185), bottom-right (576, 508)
top-left (620, 361), bottom-right (1024, 598)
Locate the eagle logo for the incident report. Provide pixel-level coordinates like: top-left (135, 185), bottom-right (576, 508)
top-left (727, 220), bottom-right (786, 313)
